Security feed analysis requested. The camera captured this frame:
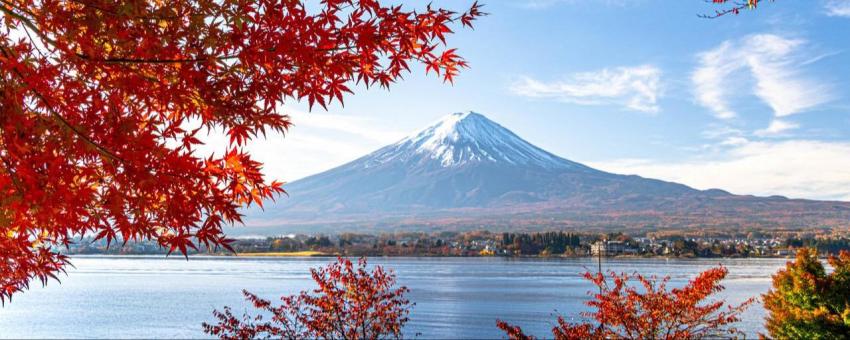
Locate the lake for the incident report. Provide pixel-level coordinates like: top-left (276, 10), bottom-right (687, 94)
top-left (0, 256), bottom-right (788, 339)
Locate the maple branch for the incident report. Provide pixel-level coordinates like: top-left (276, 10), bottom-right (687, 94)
top-left (61, 0), bottom-right (185, 21)
top-left (0, 154), bottom-right (24, 195)
top-left (0, 2), bottom-right (59, 46)
top-left (698, 0), bottom-right (769, 19)
top-left (21, 24), bottom-right (48, 59)
top-left (74, 53), bottom-right (239, 64)
top-left (1, 0), bottom-right (481, 305)
top-left (46, 107), bottom-right (124, 163)
top-left (0, 45), bottom-right (124, 163)
top-left (0, 0), bottom-right (35, 19)
top-left (74, 44), bottom-right (355, 65)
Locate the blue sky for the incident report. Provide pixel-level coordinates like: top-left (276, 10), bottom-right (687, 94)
top-left (221, 0), bottom-right (850, 201)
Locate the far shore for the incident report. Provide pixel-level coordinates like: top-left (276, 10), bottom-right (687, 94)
top-left (68, 252), bottom-right (805, 259)
top-left (234, 250), bottom-right (328, 257)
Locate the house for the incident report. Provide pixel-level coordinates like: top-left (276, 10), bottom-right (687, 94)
top-left (775, 249), bottom-right (795, 257)
top-left (591, 240), bottom-right (629, 256)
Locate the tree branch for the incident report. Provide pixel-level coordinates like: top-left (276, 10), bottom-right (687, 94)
top-left (0, 45), bottom-right (124, 163)
top-left (0, 2), bottom-right (59, 46)
top-left (74, 53), bottom-right (239, 64)
top-left (698, 0), bottom-right (770, 19)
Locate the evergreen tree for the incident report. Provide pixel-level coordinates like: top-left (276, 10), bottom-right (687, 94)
top-left (763, 248), bottom-right (850, 339)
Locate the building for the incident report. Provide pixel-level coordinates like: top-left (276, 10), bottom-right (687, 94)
top-left (775, 249), bottom-right (795, 257)
top-left (591, 240), bottom-right (627, 256)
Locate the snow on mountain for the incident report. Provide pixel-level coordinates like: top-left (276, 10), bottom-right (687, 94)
top-left (365, 111), bottom-right (580, 169)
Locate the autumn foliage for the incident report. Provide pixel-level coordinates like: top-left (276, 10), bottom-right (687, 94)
top-left (203, 257), bottom-right (411, 339)
top-left (763, 248), bottom-right (850, 338)
top-left (701, 0), bottom-right (773, 18)
top-left (497, 266), bottom-right (753, 339)
top-left (0, 0), bottom-right (483, 302)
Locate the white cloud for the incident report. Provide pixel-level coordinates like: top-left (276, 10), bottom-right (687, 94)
top-left (511, 65), bottom-right (663, 113)
top-left (701, 124), bottom-right (744, 140)
top-left (195, 111), bottom-right (404, 182)
top-left (826, 0), bottom-right (850, 17)
top-left (720, 136), bottom-right (749, 146)
top-left (290, 113), bottom-right (401, 143)
top-left (748, 36), bottom-right (832, 117)
top-left (692, 41), bottom-right (739, 119)
top-left (692, 34), bottom-right (833, 126)
top-left (589, 139), bottom-right (850, 201)
top-left (754, 119), bottom-right (799, 137)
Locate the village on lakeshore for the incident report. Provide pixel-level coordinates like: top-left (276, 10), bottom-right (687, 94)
top-left (66, 228), bottom-right (850, 259)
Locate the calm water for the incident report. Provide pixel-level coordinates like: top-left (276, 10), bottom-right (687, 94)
top-left (0, 256), bottom-right (787, 339)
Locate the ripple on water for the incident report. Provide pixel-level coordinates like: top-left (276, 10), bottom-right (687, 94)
top-left (0, 256), bottom-right (786, 339)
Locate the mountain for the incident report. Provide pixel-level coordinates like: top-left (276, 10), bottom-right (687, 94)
top-left (242, 112), bottom-right (850, 234)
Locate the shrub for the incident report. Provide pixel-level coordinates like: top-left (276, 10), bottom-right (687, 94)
top-left (204, 257), bottom-right (411, 339)
top-left (497, 266), bottom-right (753, 339)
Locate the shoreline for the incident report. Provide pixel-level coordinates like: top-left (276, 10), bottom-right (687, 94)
top-left (66, 252), bottom-right (801, 260)
top-left (234, 250), bottom-right (327, 257)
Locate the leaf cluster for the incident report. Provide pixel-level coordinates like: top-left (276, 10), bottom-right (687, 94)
top-left (498, 266), bottom-right (753, 339)
top-left (203, 257), bottom-right (412, 339)
top-left (763, 248), bottom-right (850, 339)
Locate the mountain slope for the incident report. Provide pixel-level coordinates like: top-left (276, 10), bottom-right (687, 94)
top-left (244, 112), bottom-right (850, 232)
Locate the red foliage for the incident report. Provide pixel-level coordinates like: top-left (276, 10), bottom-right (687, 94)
top-left (496, 320), bottom-right (535, 340)
top-left (701, 0), bottom-right (773, 18)
top-left (0, 1), bottom-right (483, 303)
top-left (498, 266), bottom-right (754, 339)
top-left (203, 257), bottom-right (412, 339)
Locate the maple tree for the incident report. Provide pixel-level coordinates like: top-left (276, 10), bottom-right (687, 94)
top-left (497, 266), bottom-right (753, 339)
top-left (763, 248), bottom-right (850, 338)
top-left (203, 257), bottom-right (411, 339)
top-left (0, 0), bottom-right (483, 303)
top-left (700, 0), bottom-right (773, 18)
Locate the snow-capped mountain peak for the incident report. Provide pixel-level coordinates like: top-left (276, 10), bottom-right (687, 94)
top-left (367, 111), bottom-right (575, 168)
top-left (242, 111), bottom-right (848, 234)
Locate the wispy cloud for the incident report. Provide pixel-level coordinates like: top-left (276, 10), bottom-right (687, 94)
top-left (511, 65), bottom-right (663, 113)
top-left (755, 119), bottom-right (799, 137)
top-left (748, 35), bottom-right (832, 118)
top-left (290, 112), bottom-right (403, 143)
top-left (826, 0), bottom-right (850, 17)
top-left (196, 111), bottom-right (404, 182)
top-left (692, 41), bottom-right (739, 119)
top-left (692, 34), bottom-right (833, 131)
top-left (701, 124), bottom-right (744, 140)
top-left (589, 139), bottom-right (850, 201)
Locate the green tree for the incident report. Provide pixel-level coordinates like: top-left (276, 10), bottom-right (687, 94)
top-left (763, 248), bottom-right (850, 339)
